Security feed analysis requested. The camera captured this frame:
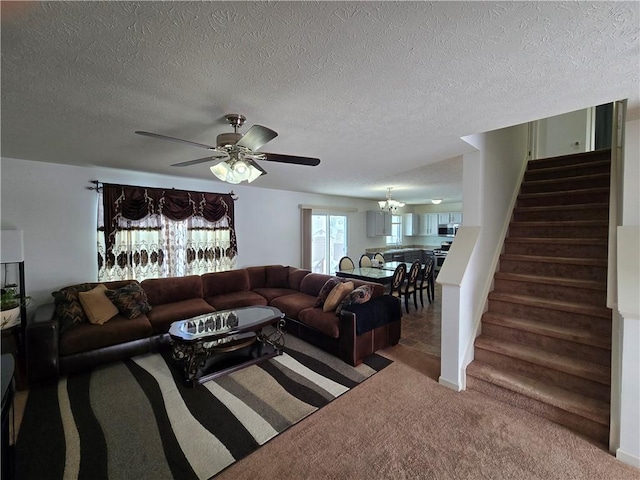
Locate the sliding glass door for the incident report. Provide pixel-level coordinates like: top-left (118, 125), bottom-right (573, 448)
top-left (311, 214), bottom-right (347, 274)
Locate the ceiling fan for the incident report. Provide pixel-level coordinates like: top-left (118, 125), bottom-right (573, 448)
top-left (135, 114), bottom-right (320, 184)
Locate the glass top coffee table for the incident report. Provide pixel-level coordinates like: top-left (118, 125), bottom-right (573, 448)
top-left (169, 305), bottom-right (285, 385)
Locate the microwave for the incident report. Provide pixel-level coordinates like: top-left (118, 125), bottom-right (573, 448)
top-left (438, 224), bottom-right (459, 237)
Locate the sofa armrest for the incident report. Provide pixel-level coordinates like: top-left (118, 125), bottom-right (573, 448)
top-left (337, 295), bottom-right (402, 366)
top-left (26, 303), bottom-right (60, 384)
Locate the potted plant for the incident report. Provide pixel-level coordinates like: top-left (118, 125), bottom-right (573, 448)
top-left (1, 285), bottom-right (31, 329)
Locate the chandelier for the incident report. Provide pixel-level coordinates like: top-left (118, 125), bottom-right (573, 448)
top-left (378, 187), bottom-right (405, 213)
top-left (210, 151), bottom-right (263, 184)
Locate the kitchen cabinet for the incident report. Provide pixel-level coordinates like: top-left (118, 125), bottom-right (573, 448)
top-left (366, 211), bottom-right (392, 237)
top-left (438, 212), bottom-right (463, 225)
top-left (403, 213), bottom-right (420, 236)
top-left (419, 213), bottom-right (439, 236)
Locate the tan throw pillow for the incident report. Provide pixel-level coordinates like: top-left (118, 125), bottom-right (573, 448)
top-left (323, 281), bottom-right (354, 312)
top-left (78, 284), bottom-right (119, 325)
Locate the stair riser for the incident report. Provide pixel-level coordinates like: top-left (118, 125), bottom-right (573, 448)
top-left (508, 225), bottom-right (608, 239)
top-left (466, 375), bottom-right (609, 445)
top-left (528, 152), bottom-right (611, 171)
top-left (474, 348), bottom-right (610, 402)
top-left (524, 162), bottom-right (610, 181)
top-left (517, 190), bottom-right (609, 208)
top-left (513, 207), bottom-right (608, 222)
top-left (521, 176), bottom-right (610, 195)
top-left (481, 322), bottom-right (611, 366)
top-left (503, 242), bottom-right (608, 259)
top-left (493, 278), bottom-right (607, 307)
top-left (488, 299), bottom-right (612, 335)
top-left (499, 259), bottom-right (607, 281)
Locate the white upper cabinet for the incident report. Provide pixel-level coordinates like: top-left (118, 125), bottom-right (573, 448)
top-left (366, 211), bottom-right (392, 237)
top-left (438, 212), bottom-right (463, 225)
top-left (403, 213), bottom-right (420, 236)
top-left (419, 213), bottom-right (439, 236)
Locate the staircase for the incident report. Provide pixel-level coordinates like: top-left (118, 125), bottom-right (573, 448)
top-left (467, 149), bottom-right (613, 445)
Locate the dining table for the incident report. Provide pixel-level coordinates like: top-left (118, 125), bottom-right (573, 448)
top-left (335, 266), bottom-right (396, 284)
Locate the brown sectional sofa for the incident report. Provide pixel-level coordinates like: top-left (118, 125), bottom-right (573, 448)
top-left (27, 265), bottom-right (402, 384)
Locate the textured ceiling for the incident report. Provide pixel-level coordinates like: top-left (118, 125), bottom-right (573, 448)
top-left (1, 1), bottom-right (638, 205)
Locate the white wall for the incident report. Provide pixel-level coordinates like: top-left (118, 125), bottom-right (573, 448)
top-left (623, 119), bottom-right (639, 227)
top-left (537, 108), bottom-right (592, 158)
top-left (0, 157), bottom-right (379, 307)
top-left (437, 123), bottom-right (529, 388)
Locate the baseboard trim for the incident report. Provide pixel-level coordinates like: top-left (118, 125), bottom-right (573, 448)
top-left (439, 376), bottom-right (463, 392)
top-left (616, 448), bottom-right (640, 468)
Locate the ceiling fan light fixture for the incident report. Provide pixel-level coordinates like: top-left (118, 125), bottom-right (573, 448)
top-left (431, 198), bottom-right (443, 205)
top-left (247, 166), bottom-right (263, 183)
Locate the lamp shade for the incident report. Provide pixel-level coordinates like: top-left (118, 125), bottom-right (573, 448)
top-left (0, 230), bottom-right (24, 263)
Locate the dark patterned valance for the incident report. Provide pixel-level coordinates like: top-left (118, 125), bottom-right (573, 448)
top-left (102, 183), bottom-right (237, 256)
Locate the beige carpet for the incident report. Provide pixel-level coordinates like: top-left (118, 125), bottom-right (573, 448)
top-left (216, 345), bottom-right (639, 480)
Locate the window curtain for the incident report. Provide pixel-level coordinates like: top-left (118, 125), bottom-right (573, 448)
top-left (97, 183), bottom-right (237, 281)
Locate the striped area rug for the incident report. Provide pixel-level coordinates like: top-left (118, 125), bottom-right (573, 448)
top-left (16, 334), bottom-right (392, 480)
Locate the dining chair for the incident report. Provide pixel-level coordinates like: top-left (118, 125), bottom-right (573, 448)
top-left (417, 255), bottom-right (435, 306)
top-left (374, 252), bottom-right (385, 264)
top-left (359, 254), bottom-right (372, 268)
top-left (389, 262), bottom-right (407, 299)
top-left (399, 260), bottom-right (422, 313)
top-left (338, 256), bottom-right (355, 271)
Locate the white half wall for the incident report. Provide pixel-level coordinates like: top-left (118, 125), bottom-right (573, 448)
top-left (0, 157), bottom-right (379, 307)
top-left (437, 123), bottom-right (529, 389)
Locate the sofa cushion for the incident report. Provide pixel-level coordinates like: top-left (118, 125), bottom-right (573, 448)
top-left (298, 307), bottom-right (340, 338)
top-left (147, 298), bottom-right (216, 334)
top-left (202, 269), bottom-right (250, 297)
top-left (105, 282), bottom-right (152, 319)
top-left (314, 277), bottom-right (342, 308)
top-left (265, 265), bottom-right (289, 288)
top-left (205, 291), bottom-right (267, 311)
top-left (246, 266), bottom-right (267, 289)
top-left (252, 287), bottom-right (299, 303)
top-left (270, 292), bottom-right (317, 319)
top-left (323, 281), bottom-right (354, 312)
top-left (336, 284), bottom-right (374, 316)
top-left (288, 267), bottom-right (311, 290)
top-left (141, 275), bottom-right (203, 306)
top-left (59, 314), bottom-right (153, 356)
top-left (78, 284), bottom-right (119, 325)
top-left (299, 273), bottom-right (335, 297)
top-left (52, 283), bottom-right (93, 334)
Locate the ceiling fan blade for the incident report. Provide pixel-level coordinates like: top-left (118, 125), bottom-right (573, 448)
top-left (246, 158), bottom-right (268, 175)
top-left (135, 131), bottom-right (217, 150)
top-left (261, 152), bottom-right (321, 166)
top-left (171, 153), bottom-right (229, 167)
top-left (235, 125), bottom-right (278, 151)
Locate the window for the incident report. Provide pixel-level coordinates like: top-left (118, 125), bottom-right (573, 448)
top-left (97, 183), bottom-right (237, 282)
top-left (387, 214), bottom-right (402, 245)
top-left (311, 214), bottom-right (348, 274)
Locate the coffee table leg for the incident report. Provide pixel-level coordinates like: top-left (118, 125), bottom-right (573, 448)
top-left (257, 317), bottom-right (286, 350)
top-left (172, 342), bottom-right (204, 385)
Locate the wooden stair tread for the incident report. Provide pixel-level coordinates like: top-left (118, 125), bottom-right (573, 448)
top-left (514, 203), bottom-right (608, 213)
top-left (504, 237), bottom-right (607, 245)
top-left (526, 159), bottom-right (610, 174)
top-left (474, 335), bottom-right (611, 385)
top-left (500, 253), bottom-right (607, 266)
top-left (527, 150), bottom-right (611, 168)
top-left (481, 312), bottom-right (610, 349)
top-left (510, 220), bottom-right (608, 227)
top-left (522, 172), bottom-right (610, 186)
top-left (518, 187), bottom-right (609, 199)
top-left (488, 291), bottom-right (612, 318)
top-left (467, 361), bottom-right (610, 426)
top-left (493, 272), bottom-right (605, 291)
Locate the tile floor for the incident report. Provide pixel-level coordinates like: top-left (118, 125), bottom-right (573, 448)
top-left (397, 283), bottom-right (442, 357)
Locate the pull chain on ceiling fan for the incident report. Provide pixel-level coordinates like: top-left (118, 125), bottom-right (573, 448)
top-left (135, 113), bottom-right (320, 184)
